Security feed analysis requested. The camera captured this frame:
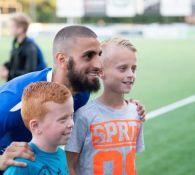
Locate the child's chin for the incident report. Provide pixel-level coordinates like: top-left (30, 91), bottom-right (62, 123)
top-left (60, 139), bottom-right (68, 145)
top-left (60, 137), bottom-right (70, 145)
top-left (122, 88), bottom-right (131, 94)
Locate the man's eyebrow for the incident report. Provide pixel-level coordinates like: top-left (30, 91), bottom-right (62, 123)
top-left (82, 50), bottom-right (97, 56)
top-left (82, 49), bottom-right (102, 56)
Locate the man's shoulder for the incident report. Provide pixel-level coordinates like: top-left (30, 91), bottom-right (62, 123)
top-left (13, 68), bottom-right (50, 81)
top-left (0, 68), bottom-right (51, 112)
top-left (24, 37), bottom-right (36, 46)
top-left (0, 68), bottom-right (51, 93)
top-left (22, 37), bottom-right (41, 53)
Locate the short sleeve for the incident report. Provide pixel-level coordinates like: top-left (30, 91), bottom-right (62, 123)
top-left (136, 124), bottom-right (145, 153)
top-left (65, 111), bottom-right (88, 153)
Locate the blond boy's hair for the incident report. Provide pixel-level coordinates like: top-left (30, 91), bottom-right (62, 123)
top-left (21, 82), bottom-right (71, 129)
top-left (10, 13), bottom-right (31, 33)
top-left (101, 37), bottom-right (137, 52)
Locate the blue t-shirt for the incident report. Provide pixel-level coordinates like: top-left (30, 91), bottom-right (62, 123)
top-left (0, 68), bottom-right (90, 154)
top-left (4, 142), bottom-right (69, 175)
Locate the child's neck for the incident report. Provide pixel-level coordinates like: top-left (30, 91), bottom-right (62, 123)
top-left (31, 137), bottom-right (57, 153)
top-left (98, 89), bottom-right (127, 109)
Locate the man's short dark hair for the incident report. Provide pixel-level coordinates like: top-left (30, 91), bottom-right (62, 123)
top-left (53, 25), bottom-right (97, 56)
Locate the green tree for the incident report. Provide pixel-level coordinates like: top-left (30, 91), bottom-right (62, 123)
top-left (18, 0), bottom-right (56, 22)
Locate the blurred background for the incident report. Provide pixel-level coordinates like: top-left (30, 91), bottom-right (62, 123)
top-left (0, 0), bottom-right (195, 174)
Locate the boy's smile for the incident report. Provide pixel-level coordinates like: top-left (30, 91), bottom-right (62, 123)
top-left (101, 44), bottom-right (137, 94)
top-left (37, 97), bottom-right (74, 151)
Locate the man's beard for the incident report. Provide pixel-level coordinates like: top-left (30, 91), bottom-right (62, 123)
top-left (67, 58), bottom-right (100, 93)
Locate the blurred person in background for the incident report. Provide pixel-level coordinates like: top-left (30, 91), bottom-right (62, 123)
top-left (0, 13), bottom-right (46, 82)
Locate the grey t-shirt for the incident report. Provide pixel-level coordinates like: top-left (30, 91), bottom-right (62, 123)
top-left (66, 99), bottom-right (144, 175)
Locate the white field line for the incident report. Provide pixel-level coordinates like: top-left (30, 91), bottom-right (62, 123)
top-left (147, 95), bottom-right (195, 120)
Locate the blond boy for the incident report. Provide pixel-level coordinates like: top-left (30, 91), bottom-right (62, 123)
top-left (66, 37), bottom-right (145, 175)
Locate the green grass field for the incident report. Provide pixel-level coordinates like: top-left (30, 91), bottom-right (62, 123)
top-left (0, 36), bottom-right (194, 174)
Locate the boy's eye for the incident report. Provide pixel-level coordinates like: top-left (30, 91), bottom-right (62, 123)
top-left (132, 67), bottom-right (137, 73)
top-left (118, 66), bottom-right (127, 72)
top-left (59, 119), bottom-right (66, 124)
top-left (57, 116), bottom-right (66, 122)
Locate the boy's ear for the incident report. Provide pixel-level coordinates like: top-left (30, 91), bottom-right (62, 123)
top-left (29, 119), bottom-right (42, 135)
top-left (55, 52), bottom-right (68, 69)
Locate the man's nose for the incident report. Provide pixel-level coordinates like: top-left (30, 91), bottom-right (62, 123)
top-left (92, 55), bottom-right (102, 69)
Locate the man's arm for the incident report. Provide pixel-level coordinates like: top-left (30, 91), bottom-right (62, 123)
top-left (0, 91), bottom-right (21, 138)
top-left (66, 152), bottom-right (79, 175)
top-left (0, 142), bottom-right (34, 171)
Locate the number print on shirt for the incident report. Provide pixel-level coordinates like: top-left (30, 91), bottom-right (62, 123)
top-left (90, 119), bottom-right (141, 175)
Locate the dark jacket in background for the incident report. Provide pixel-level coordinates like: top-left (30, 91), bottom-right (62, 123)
top-left (4, 37), bottom-right (46, 81)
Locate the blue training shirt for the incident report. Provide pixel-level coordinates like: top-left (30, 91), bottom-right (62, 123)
top-left (3, 142), bottom-right (69, 175)
top-left (0, 68), bottom-right (90, 154)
